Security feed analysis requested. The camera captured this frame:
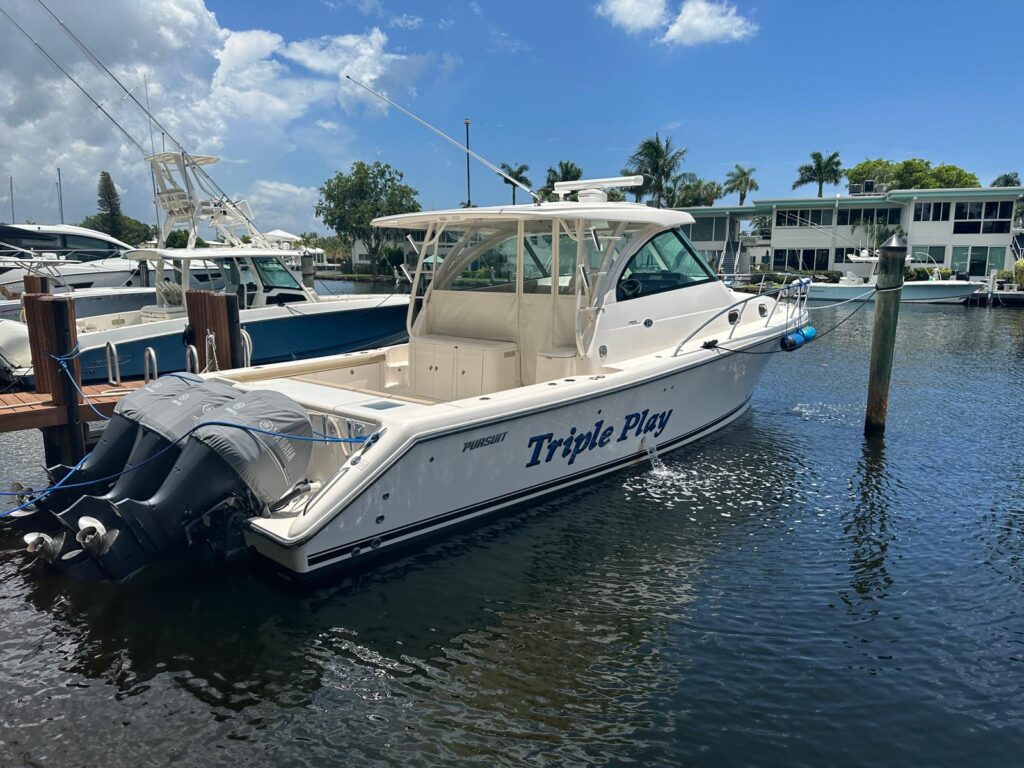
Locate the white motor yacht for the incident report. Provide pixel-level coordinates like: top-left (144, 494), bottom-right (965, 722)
top-left (19, 178), bottom-right (814, 582)
top-left (807, 251), bottom-right (983, 304)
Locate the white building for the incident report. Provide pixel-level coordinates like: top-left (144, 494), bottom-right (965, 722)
top-left (681, 185), bottom-right (1024, 278)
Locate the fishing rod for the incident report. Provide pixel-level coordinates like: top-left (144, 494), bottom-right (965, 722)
top-left (344, 74), bottom-right (540, 204)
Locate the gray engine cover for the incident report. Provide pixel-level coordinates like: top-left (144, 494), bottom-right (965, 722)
top-left (192, 390), bottom-right (313, 506)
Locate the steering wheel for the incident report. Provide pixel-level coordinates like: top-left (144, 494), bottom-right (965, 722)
top-left (619, 277), bottom-right (642, 299)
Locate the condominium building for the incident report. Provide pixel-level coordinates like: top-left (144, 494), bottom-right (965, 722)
top-left (681, 185), bottom-right (1024, 277)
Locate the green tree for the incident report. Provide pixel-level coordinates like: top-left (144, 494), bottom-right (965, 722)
top-left (163, 230), bottom-right (208, 248)
top-left (316, 161), bottom-right (420, 279)
top-left (844, 158), bottom-right (895, 188)
top-left (723, 164), bottom-right (758, 205)
top-left (625, 132), bottom-right (687, 208)
top-left (792, 151), bottom-right (843, 197)
top-left (669, 176), bottom-right (722, 207)
top-left (95, 171), bottom-right (123, 239)
top-left (79, 213), bottom-right (155, 246)
top-left (991, 172), bottom-right (1020, 187)
top-left (541, 161), bottom-right (583, 200)
top-left (498, 162), bottom-right (531, 204)
top-left (929, 163), bottom-right (979, 188)
top-left (846, 157), bottom-right (980, 190)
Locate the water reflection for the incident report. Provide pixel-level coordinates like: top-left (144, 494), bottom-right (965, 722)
top-left (842, 435), bottom-right (895, 607)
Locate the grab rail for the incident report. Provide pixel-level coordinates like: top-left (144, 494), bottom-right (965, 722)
top-left (671, 279), bottom-right (810, 357)
top-left (240, 329), bottom-right (253, 367)
top-left (142, 347), bottom-right (158, 383)
top-left (104, 341), bottom-right (121, 386)
top-left (184, 344), bottom-right (199, 374)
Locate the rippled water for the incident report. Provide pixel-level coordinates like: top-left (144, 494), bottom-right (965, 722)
top-left (2, 304), bottom-right (1023, 766)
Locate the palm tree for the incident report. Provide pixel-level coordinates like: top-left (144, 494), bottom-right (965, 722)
top-left (625, 132), bottom-right (687, 208)
top-left (498, 162), bottom-right (531, 204)
top-left (792, 151), bottom-right (843, 197)
top-left (723, 164), bottom-right (758, 205)
top-left (991, 172), bottom-right (1021, 187)
top-left (542, 161), bottom-right (583, 200)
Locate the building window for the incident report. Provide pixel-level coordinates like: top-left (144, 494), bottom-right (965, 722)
top-left (953, 199), bottom-right (1012, 234)
top-left (909, 245), bottom-right (945, 265)
top-left (913, 202), bottom-right (951, 222)
top-left (691, 217), bottom-right (715, 241)
top-left (951, 245), bottom-right (1009, 277)
top-left (834, 246), bottom-right (865, 264)
top-left (774, 209), bottom-right (834, 228)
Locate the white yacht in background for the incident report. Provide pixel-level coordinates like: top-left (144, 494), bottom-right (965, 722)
top-left (0, 223), bottom-right (139, 294)
top-left (807, 251), bottom-right (983, 304)
top-left (20, 178), bottom-right (814, 582)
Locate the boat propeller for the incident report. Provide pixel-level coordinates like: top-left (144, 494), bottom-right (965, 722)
top-left (23, 530), bottom-right (65, 563)
top-left (75, 516), bottom-right (119, 558)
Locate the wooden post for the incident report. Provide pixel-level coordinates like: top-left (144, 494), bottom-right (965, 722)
top-left (864, 234), bottom-right (906, 436)
top-left (301, 252), bottom-right (315, 288)
top-left (184, 290), bottom-right (245, 372)
top-left (22, 274), bottom-right (50, 295)
top-left (32, 296), bottom-right (86, 466)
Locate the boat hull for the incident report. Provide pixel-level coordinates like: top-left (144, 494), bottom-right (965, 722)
top-left (807, 281), bottom-right (981, 304)
top-left (73, 302), bottom-right (410, 382)
top-left (247, 337), bottom-right (775, 578)
top-left (0, 300), bottom-right (410, 385)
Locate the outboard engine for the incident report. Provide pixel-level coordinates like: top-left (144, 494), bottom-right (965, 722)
top-left (23, 377), bottom-right (242, 573)
top-left (69, 389), bottom-right (313, 581)
top-left (12, 373), bottom-right (205, 532)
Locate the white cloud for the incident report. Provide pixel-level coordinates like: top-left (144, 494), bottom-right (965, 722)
top-left (437, 18), bottom-right (455, 30)
top-left (469, 2), bottom-right (482, 15)
top-left (389, 14), bottom-right (423, 30)
top-left (283, 29), bottom-right (428, 112)
top-left (595, 0), bottom-right (668, 33)
top-left (0, 0), bottom-right (435, 229)
top-left (661, 0), bottom-right (757, 45)
top-left (244, 179), bottom-right (322, 235)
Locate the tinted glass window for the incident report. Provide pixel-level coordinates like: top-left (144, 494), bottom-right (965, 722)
top-left (252, 256), bottom-right (302, 290)
top-left (617, 229), bottom-right (715, 302)
top-left (837, 209), bottom-right (849, 226)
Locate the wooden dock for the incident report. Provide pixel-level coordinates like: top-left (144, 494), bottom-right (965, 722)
top-left (0, 382), bottom-right (144, 433)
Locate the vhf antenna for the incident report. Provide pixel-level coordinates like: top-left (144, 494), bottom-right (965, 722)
top-left (345, 75), bottom-right (540, 204)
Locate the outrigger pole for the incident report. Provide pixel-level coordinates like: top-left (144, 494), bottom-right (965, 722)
top-left (344, 75), bottom-right (541, 204)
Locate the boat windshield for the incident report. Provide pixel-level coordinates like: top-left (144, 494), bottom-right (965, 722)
top-left (252, 256), bottom-right (302, 290)
top-left (430, 220), bottom-right (650, 295)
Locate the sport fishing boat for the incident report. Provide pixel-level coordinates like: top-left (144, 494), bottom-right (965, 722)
top-left (0, 247), bottom-right (408, 384)
top-left (0, 151), bottom-right (408, 384)
top-left (14, 178), bottom-right (814, 582)
top-left (806, 251), bottom-right (982, 304)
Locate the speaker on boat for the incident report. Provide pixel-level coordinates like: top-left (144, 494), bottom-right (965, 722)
top-left (75, 389), bottom-right (314, 582)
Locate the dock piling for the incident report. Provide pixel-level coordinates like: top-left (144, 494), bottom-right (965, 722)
top-left (184, 290), bottom-right (245, 372)
top-left (301, 253), bottom-right (315, 288)
top-left (864, 234), bottom-right (906, 436)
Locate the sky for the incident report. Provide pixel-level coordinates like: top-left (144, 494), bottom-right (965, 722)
top-left (1, 0), bottom-right (1022, 236)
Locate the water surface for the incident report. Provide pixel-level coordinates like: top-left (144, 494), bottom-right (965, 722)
top-left (1, 303), bottom-right (1023, 766)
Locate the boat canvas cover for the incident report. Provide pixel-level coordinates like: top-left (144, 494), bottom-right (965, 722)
top-left (113, 373), bottom-right (202, 425)
top-left (193, 390), bottom-right (313, 505)
top-left (114, 375), bottom-right (241, 442)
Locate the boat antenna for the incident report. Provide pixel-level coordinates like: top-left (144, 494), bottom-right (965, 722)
top-left (31, 0), bottom-right (266, 236)
top-left (344, 75), bottom-right (540, 204)
top-left (0, 6), bottom-right (148, 155)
